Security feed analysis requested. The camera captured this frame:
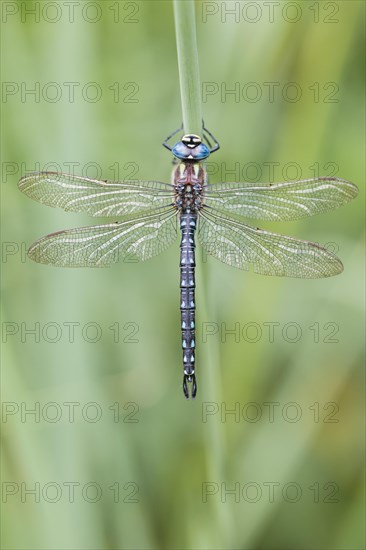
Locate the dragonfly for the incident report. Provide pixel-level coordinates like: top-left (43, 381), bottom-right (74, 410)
top-left (18, 125), bottom-right (358, 398)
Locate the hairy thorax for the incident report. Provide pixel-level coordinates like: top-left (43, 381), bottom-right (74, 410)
top-left (173, 162), bottom-right (206, 213)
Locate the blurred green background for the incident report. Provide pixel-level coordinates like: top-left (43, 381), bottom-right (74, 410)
top-left (1, 1), bottom-right (364, 549)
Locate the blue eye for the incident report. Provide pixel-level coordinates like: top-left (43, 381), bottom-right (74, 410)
top-left (172, 142), bottom-right (210, 160)
top-left (193, 143), bottom-right (210, 159)
top-left (171, 142), bottom-right (189, 159)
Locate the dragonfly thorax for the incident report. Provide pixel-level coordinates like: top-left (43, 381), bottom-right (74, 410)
top-left (174, 180), bottom-right (203, 212)
top-left (172, 134), bottom-right (210, 161)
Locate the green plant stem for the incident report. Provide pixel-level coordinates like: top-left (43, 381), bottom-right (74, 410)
top-left (173, 0), bottom-right (203, 135)
top-left (174, 2), bottom-right (233, 545)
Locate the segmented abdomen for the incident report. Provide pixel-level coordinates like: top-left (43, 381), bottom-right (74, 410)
top-left (179, 213), bottom-right (196, 378)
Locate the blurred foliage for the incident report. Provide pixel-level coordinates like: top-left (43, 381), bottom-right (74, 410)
top-left (1, 1), bottom-right (364, 549)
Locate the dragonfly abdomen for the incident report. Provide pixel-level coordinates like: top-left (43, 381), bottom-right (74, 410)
top-left (179, 212), bottom-right (197, 398)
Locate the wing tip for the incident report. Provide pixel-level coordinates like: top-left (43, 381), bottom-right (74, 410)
top-left (332, 258), bottom-right (344, 276)
top-left (18, 171), bottom-right (71, 188)
top-left (318, 176), bottom-right (359, 198)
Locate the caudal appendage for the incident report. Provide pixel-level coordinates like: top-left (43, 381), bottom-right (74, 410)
top-left (181, 302), bottom-right (196, 398)
top-left (183, 373), bottom-right (197, 399)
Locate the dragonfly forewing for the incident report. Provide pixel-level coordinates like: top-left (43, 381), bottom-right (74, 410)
top-left (204, 177), bottom-right (358, 221)
top-left (18, 172), bottom-right (174, 217)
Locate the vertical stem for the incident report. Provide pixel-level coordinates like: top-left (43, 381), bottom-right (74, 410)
top-left (197, 265), bottom-right (233, 548)
top-left (173, 2), bottom-right (233, 546)
top-left (173, 0), bottom-right (203, 135)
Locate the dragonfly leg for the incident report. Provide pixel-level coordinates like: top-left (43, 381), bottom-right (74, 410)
top-left (164, 121), bottom-right (219, 154)
top-left (162, 124), bottom-right (184, 151)
top-left (202, 123), bottom-right (220, 153)
top-left (183, 374), bottom-right (197, 399)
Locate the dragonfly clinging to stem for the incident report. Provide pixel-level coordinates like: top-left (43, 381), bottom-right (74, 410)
top-left (18, 125), bottom-right (358, 398)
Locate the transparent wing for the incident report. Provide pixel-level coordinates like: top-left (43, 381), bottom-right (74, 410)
top-left (204, 177), bottom-right (358, 221)
top-left (28, 209), bottom-right (178, 267)
top-left (19, 172), bottom-right (174, 217)
top-left (198, 209), bottom-right (343, 278)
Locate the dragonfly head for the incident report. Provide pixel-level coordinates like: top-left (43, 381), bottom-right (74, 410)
top-left (182, 134), bottom-right (202, 148)
top-left (172, 134), bottom-right (210, 161)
